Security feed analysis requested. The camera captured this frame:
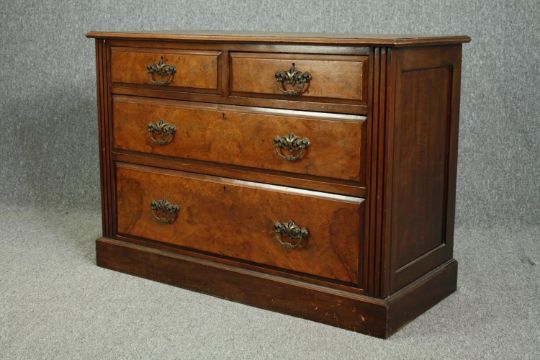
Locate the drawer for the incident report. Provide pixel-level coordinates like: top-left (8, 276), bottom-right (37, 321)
top-left (110, 47), bottom-right (220, 90)
top-left (230, 52), bottom-right (368, 103)
top-left (113, 96), bottom-right (366, 182)
top-left (116, 164), bottom-right (363, 283)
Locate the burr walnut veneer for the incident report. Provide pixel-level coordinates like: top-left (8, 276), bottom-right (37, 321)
top-left (87, 31), bottom-right (470, 338)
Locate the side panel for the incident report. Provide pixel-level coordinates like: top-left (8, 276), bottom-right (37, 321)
top-left (385, 46), bottom-right (462, 293)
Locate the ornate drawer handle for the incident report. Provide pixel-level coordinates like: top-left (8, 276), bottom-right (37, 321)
top-left (147, 119), bottom-right (176, 145)
top-left (273, 133), bottom-right (310, 161)
top-left (146, 56), bottom-right (176, 85)
top-left (150, 199), bottom-right (180, 224)
top-left (274, 220), bottom-right (309, 250)
top-left (275, 63), bottom-right (312, 96)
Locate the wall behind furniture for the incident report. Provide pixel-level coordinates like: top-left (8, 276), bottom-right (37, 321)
top-left (0, 0), bottom-right (538, 226)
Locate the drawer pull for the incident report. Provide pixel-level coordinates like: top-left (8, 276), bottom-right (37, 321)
top-left (273, 133), bottom-right (310, 161)
top-left (275, 63), bottom-right (312, 96)
top-left (150, 199), bottom-right (180, 224)
top-left (146, 56), bottom-right (176, 85)
top-left (147, 119), bottom-right (176, 145)
top-left (274, 220), bottom-right (309, 250)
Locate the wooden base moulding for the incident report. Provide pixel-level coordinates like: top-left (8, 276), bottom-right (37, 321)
top-left (96, 237), bottom-right (457, 338)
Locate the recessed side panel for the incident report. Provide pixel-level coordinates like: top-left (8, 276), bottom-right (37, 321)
top-left (387, 46), bottom-right (462, 293)
top-left (394, 66), bottom-right (451, 266)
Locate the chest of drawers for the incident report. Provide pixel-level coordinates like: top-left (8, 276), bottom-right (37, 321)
top-left (87, 31), bottom-right (470, 338)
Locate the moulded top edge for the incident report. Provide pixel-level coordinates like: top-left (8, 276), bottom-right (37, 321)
top-left (85, 30), bottom-right (471, 47)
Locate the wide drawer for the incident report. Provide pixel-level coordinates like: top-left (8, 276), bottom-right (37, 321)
top-left (230, 52), bottom-right (368, 103)
top-left (113, 96), bottom-right (366, 182)
top-left (116, 164), bottom-right (363, 283)
top-left (110, 47), bottom-right (220, 90)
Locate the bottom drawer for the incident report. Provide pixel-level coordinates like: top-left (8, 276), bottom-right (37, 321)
top-left (115, 163), bottom-right (364, 284)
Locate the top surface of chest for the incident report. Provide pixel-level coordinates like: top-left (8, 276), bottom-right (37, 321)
top-left (87, 30), bottom-right (470, 46)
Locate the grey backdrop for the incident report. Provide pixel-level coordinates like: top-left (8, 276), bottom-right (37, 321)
top-left (1, 0), bottom-right (538, 226)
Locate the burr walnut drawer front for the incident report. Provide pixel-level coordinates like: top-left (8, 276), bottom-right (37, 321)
top-left (113, 96), bottom-right (366, 182)
top-left (230, 52), bottom-right (368, 103)
top-left (110, 47), bottom-right (220, 90)
top-left (116, 163), bottom-right (364, 283)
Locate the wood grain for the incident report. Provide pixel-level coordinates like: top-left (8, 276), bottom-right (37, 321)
top-left (108, 41), bottom-right (369, 114)
top-left (110, 47), bottom-right (220, 90)
top-left (112, 151), bottom-right (366, 197)
top-left (113, 96), bottom-right (366, 182)
top-left (230, 53), bottom-right (367, 102)
top-left (116, 163), bottom-right (364, 283)
top-left (113, 85), bottom-right (367, 114)
top-left (386, 46), bottom-right (462, 292)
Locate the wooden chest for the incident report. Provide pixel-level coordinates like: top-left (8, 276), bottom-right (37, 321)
top-left (87, 31), bottom-right (470, 338)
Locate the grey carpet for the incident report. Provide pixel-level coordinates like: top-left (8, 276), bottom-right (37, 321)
top-left (0, 206), bottom-right (538, 359)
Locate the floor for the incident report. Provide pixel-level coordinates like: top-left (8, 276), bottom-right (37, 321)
top-left (1, 205), bottom-right (538, 360)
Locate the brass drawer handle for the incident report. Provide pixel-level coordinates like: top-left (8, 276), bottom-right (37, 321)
top-left (275, 63), bottom-right (312, 96)
top-left (147, 119), bottom-right (176, 145)
top-left (274, 220), bottom-right (309, 250)
top-left (273, 133), bottom-right (310, 161)
top-left (150, 199), bottom-right (180, 224)
top-left (146, 56), bottom-right (176, 85)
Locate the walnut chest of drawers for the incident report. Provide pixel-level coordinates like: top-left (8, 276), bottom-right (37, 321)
top-left (87, 31), bottom-right (470, 338)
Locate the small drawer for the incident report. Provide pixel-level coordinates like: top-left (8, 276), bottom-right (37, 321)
top-left (113, 96), bottom-right (366, 183)
top-left (116, 164), bottom-right (363, 283)
top-left (230, 52), bottom-right (368, 103)
top-left (110, 47), bottom-right (220, 90)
